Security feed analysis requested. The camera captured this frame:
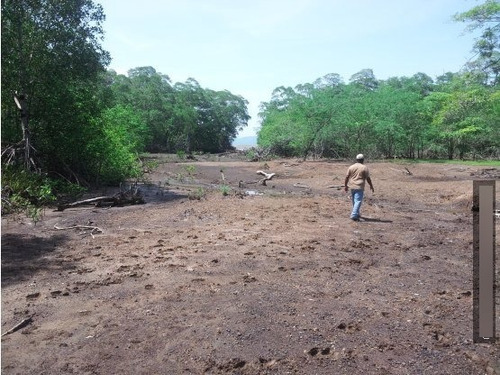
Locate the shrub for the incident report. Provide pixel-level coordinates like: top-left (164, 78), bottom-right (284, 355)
top-left (188, 187), bottom-right (206, 200)
top-left (1, 165), bottom-right (84, 222)
top-left (219, 185), bottom-right (231, 196)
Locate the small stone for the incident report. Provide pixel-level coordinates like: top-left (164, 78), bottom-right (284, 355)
top-left (26, 292), bottom-right (40, 299)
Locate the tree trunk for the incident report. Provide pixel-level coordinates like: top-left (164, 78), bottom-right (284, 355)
top-left (447, 139), bottom-right (454, 160)
top-left (14, 92), bottom-right (34, 170)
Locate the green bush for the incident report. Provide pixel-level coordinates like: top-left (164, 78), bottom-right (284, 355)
top-left (184, 165), bottom-right (196, 176)
top-left (85, 107), bottom-right (146, 185)
top-left (219, 185), bottom-right (231, 196)
top-left (176, 150), bottom-right (186, 160)
top-left (0, 166), bottom-right (82, 222)
top-left (188, 187), bottom-right (206, 200)
top-left (1, 165), bottom-right (89, 222)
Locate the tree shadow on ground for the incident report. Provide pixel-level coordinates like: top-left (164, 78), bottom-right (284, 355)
top-left (1, 233), bottom-right (70, 287)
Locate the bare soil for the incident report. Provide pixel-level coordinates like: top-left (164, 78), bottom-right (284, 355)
top-left (2, 155), bottom-right (500, 374)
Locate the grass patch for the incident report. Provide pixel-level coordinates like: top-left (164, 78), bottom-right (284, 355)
top-left (219, 185), bottom-right (231, 196)
top-left (188, 187), bottom-right (206, 200)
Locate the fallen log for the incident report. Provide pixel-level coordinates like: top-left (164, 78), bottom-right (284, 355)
top-left (57, 190), bottom-right (144, 211)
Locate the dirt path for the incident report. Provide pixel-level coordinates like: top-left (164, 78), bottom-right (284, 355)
top-left (2, 157), bottom-right (499, 374)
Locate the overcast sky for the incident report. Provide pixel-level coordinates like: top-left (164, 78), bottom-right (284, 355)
top-left (98, 0), bottom-right (480, 137)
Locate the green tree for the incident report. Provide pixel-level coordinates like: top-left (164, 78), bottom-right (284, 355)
top-left (426, 73), bottom-right (497, 159)
top-left (118, 67), bottom-right (175, 152)
top-left (1, 0), bottom-right (111, 182)
top-left (86, 105), bottom-right (146, 184)
top-left (454, 0), bottom-right (500, 84)
top-left (349, 69), bottom-right (379, 91)
top-left (173, 78), bottom-right (210, 153)
top-left (202, 89), bottom-right (250, 152)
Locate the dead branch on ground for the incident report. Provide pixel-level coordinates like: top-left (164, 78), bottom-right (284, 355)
top-left (327, 185), bottom-right (345, 190)
top-left (54, 223), bottom-right (103, 238)
top-left (54, 224), bottom-right (103, 233)
top-left (389, 167), bottom-right (412, 175)
top-left (57, 187), bottom-right (144, 211)
top-left (2, 315), bottom-right (34, 337)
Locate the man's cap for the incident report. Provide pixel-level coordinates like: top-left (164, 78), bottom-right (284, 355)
top-left (356, 154), bottom-right (364, 160)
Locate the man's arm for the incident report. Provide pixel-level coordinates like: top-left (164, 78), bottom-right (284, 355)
top-left (367, 176), bottom-right (374, 193)
top-left (344, 174), bottom-right (349, 192)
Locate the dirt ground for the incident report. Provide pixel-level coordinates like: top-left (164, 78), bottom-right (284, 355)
top-left (2, 155), bottom-right (500, 374)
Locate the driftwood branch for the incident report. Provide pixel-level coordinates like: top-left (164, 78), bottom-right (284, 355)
top-left (54, 223), bottom-right (103, 238)
top-left (256, 170), bottom-right (276, 186)
top-left (54, 224), bottom-right (103, 232)
top-left (293, 183), bottom-right (310, 189)
top-left (57, 189), bottom-right (144, 211)
top-left (2, 316), bottom-right (34, 337)
top-left (58, 196), bottom-right (110, 210)
top-left (389, 167), bottom-right (412, 176)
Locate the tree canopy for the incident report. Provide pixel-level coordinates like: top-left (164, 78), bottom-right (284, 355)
top-left (258, 69), bottom-right (499, 160)
top-left (454, 0), bottom-right (500, 84)
top-left (257, 1), bottom-right (500, 160)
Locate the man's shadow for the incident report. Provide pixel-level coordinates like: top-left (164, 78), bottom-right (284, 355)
top-left (361, 216), bottom-right (393, 223)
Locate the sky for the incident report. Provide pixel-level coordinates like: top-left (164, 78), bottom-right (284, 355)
top-left (98, 0), bottom-right (481, 138)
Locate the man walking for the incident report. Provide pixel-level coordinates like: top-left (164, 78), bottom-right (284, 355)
top-left (344, 154), bottom-right (374, 221)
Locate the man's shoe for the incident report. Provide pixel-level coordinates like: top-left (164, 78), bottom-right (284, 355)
top-left (350, 217), bottom-right (359, 221)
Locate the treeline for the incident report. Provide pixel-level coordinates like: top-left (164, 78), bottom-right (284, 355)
top-left (104, 68), bottom-right (249, 156)
top-left (258, 0), bottom-right (500, 160)
top-left (257, 69), bottom-right (500, 160)
top-left (1, 0), bottom-right (249, 188)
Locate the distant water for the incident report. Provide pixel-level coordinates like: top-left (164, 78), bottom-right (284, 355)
top-left (232, 136), bottom-right (257, 148)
